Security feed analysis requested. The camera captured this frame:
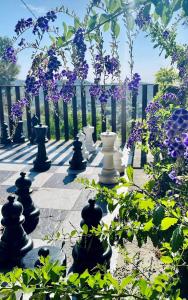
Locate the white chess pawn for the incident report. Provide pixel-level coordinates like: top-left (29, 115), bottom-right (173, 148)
top-left (83, 125), bottom-right (96, 153)
top-left (114, 136), bottom-right (125, 175)
top-left (78, 131), bottom-right (89, 160)
top-left (99, 131), bottom-right (119, 184)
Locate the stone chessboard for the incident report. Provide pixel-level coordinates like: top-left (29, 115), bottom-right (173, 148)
top-left (0, 140), bottom-right (104, 267)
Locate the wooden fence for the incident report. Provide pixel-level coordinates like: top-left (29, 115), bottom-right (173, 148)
top-left (0, 84), bottom-right (159, 165)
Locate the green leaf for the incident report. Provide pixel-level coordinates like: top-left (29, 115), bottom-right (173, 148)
top-left (57, 37), bottom-right (64, 47)
top-left (160, 255), bottom-right (173, 264)
top-left (143, 219), bottom-right (153, 231)
top-left (62, 22), bottom-right (67, 34)
top-left (74, 17), bottom-right (81, 29)
top-left (126, 165), bottom-right (133, 182)
top-left (120, 275), bottom-right (132, 289)
top-left (161, 217), bottom-right (178, 231)
top-left (153, 205), bottom-right (165, 226)
top-left (82, 224), bottom-right (88, 234)
top-left (103, 21), bottom-right (110, 32)
top-left (171, 225), bottom-right (184, 252)
top-left (88, 15), bottom-right (98, 31)
top-left (138, 198), bottom-right (154, 211)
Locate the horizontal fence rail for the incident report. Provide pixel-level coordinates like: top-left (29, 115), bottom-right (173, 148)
top-left (0, 84), bottom-right (159, 167)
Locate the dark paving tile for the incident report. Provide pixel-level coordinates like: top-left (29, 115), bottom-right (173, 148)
top-left (43, 173), bottom-right (82, 189)
top-left (22, 164), bottom-right (59, 174)
top-left (30, 208), bottom-right (68, 239)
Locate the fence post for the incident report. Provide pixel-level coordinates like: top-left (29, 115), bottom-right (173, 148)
top-left (0, 87), bottom-right (4, 127)
top-left (54, 102), bottom-right (60, 141)
top-left (6, 86), bottom-right (13, 135)
top-left (35, 95), bottom-right (41, 123)
top-left (91, 95), bottom-right (97, 142)
top-left (141, 85), bottom-right (147, 168)
top-left (63, 101), bottom-right (69, 141)
top-left (72, 87), bottom-right (78, 138)
top-left (111, 93), bottom-right (116, 133)
top-left (81, 85), bottom-right (87, 127)
top-left (121, 95), bottom-right (126, 146)
top-left (25, 93), bottom-right (32, 140)
top-left (43, 91), bottom-right (51, 139)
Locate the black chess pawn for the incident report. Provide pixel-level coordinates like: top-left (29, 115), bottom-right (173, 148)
top-left (69, 136), bottom-right (87, 170)
top-left (0, 195), bottom-right (33, 267)
top-left (30, 114), bottom-right (39, 144)
top-left (33, 124), bottom-right (51, 172)
top-left (0, 122), bottom-right (12, 145)
top-left (15, 172), bottom-right (40, 234)
top-left (13, 120), bottom-right (25, 143)
top-left (72, 199), bottom-right (112, 273)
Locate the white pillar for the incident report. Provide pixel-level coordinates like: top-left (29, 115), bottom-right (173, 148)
top-left (83, 125), bottom-right (96, 153)
top-left (78, 131), bottom-right (89, 160)
top-left (99, 131), bottom-right (119, 184)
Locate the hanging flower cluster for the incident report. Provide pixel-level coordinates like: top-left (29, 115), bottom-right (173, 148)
top-left (11, 98), bottom-right (29, 119)
top-left (72, 28), bottom-right (88, 80)
top-left (15, 18), bottom-right (33, 35)
top-left (2, 46), bottom-right (17, 64)
top-left (135, 7), bottom-right (151, 29)
top-left (128, 73), bottom-right (141, 96)
top-left (127, 122), bottom-right (143, 149)
top-left (164, 108), bottom-right (188, 159)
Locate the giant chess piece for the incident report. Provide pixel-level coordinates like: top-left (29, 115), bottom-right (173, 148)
top-left (69, 136), bottom-right (87, 170)
top-left (99, 131), bottom-right (119, 184)
top-left (33, 124), bottom-right (51, 172)
top-left (114, 137), bottom-right (126, 175)
top-left (13, 120), bottom-right (25, 143)
top-left (83, 125), bottom-right (96, 153)
top-left (0, 122), bottom-right (12, 145)
top-left (78, 130), bottom-right (89, 160)
top-left (0, 195), bottom-right (33, 267)
top-left (15, 172), bottom-right (40, 234)
top-left (30, 114), bottom-right (39, 144)
top-left (72, 199), bottom-right (112, 273)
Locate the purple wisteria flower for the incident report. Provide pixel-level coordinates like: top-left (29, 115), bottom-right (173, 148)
top-left (168, 170), bottom-right (181, 185)
top-left (162, 30), bottom-right (170, 39)
top-left (164, 108), bottom-right (188, 158)
top-left (162, 92), bottom-right (177, 103)
top-left (127, 122), bottom-right (143, 149)
top-left (135, 8), bottom-right (151, 29)
top-left (128, 73), bottom-right (141, 96)
top-left (72, 28), bottom-right (88, 80)
top-left (145, 101), bottom-right (162, 114)
top-left (33, 11), bottom-right (57, 35)
top-left (104, 55), bottom-right (119, 75)
top-left (89, 84), bottom-right (101, 97)
top-left (15, 18), bottom-right (33, 35)
top-left (11, 98), bottom-right (29, 119)
top-left (3, 46), bottom-right (17, 63)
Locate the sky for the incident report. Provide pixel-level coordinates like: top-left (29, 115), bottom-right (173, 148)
top-left (0, 0), bottom-right (187, 83)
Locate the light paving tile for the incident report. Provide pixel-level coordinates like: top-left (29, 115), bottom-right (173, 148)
top-left (60, 210), bottom-right (81, 234)
top-left (1, 171), bottom-right (53, 188)
top-left (32, 188), bottom-right (81, 210)
top-left (0, 163), bottom-right (25, 171)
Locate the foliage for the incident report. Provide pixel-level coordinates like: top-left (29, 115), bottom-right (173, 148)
top-left (0, 36), bottom-right (20, 85)
top-left (155, 67), bottom-right (179, 91)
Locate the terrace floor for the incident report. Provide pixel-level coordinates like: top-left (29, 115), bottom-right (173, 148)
top-left (0, 141), bottom-right (154, 273)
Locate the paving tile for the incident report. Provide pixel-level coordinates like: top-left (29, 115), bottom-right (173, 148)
top-left (0, 163), bottom-right (25, 171)
top-left (43, 173), bottom-right (82, 189)
top-left (30, 208), bottom-right (68, 239)
top-left (60, 210), bottom-right (81, 235)
top-left (1, 171), bottom-right (53, 188)
top-left (72, 189), bottom-right (93, 211)
top-left (0, 170), bottom-right (17, 184)
top-left (32, 188), bottom-right (81, 210)
top-left (0, 185), bottom-right (16, 205)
